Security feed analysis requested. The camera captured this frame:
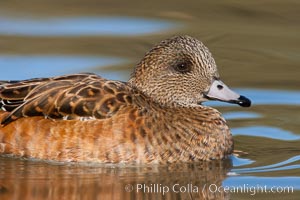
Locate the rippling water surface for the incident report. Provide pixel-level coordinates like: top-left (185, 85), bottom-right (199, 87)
top-left (0, 16), bottom-right (176, 36)
top-left (0, 0), bottom-right (299, 199)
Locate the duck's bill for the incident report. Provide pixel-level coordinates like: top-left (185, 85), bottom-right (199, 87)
top-left (204, 80), bottom-right (251, 107)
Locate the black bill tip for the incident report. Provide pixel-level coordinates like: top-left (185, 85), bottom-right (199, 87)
top-left (237, 95), bottom-right (251, 107)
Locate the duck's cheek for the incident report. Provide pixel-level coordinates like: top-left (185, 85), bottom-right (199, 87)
top-left (193, 93), bottom-right (208, 105)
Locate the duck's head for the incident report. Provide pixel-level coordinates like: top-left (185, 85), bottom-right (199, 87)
top-left (129, 35), bottom-right (251, 107)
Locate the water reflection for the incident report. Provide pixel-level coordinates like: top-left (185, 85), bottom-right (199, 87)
top-left (0, 17), bottom-right (177, 36)
top-left (0, 157), bottom-right (232, 200)
top-left (231, 156), bottom-right (254, 167)
top-left (0, 55), bottom-right (125, 80)
top-left (224, 176), bottom-right (300, 190)
top-left (232, 126), bottom-right (300, 141)
top-left (233, 155), bottom-right (300, 174)
top-left (223, 111), bottom-right (261, 120)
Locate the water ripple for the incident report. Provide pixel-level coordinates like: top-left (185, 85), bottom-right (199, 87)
top-left (233, 155), bottom-right (300, 174)
top-left (0, 55), bottom-right (126, 80)
top-left (224, 176), bottom-right (300, 190)
top-left (232, 126), bottom-right (300, 141)
top-left (0, 16), bottom-right (177, 36)
top-left (231, 155), bottom-right (254, 167)
top-left (223, 111), bottom-right (262, 120)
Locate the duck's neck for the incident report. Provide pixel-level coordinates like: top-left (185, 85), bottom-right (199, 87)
top-left (128, 77), bottom-right (199, 108)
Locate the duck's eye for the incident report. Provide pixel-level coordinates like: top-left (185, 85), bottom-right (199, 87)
top-left (174, 62), bottom-right (191, 73)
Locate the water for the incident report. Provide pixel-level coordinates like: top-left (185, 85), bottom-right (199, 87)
top-left (0, 55), bottom-right (126, 80)
top-left (0, 0), bottom-right (299, 199)
top-left (0, 17), bottom-right (176, 36)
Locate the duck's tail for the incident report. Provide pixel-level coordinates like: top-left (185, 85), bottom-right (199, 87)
top-left (0, 78), bottom-right (48, 112)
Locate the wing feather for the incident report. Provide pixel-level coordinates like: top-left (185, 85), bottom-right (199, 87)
top-left (0, 73), bottom-right (133, 125)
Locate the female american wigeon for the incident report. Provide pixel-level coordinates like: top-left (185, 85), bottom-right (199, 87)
top-left (0, 35), bottom-right (250, 163)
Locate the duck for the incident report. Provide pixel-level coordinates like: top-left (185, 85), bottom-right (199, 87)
top-left (0, 35), bottom-right (251, 164)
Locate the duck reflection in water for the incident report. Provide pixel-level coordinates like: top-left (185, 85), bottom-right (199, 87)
top-left (0, 157), bottom-right (232, 200)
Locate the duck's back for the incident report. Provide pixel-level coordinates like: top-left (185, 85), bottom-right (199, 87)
top-left (0, 73), bottom-right (134, 124)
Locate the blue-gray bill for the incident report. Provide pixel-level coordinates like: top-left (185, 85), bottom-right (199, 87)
top-left (204, 79), bottom-right (251, 107)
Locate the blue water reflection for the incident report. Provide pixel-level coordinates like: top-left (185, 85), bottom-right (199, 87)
top-left (223, 111), bottom-right (261, 120)
top-left (227, 155), bottom-right (300, 192)
top-left (0, 55), bottom-right (125, 80)
top-left (232, 126), bottom-right (300, 141)
top-left (231, 155), bottom-right (254, 167)
top-left (224, 176), bottom-right (300, 190)
top-left (233, 155), bottom-right (300, 174)
top-left (0, 16), bottom-right (176, 36)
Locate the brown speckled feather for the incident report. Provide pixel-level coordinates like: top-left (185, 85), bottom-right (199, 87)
top-left (0, 73), bottom-right (132, 125)
top-left (0, 35), bottom-right (251, 163)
